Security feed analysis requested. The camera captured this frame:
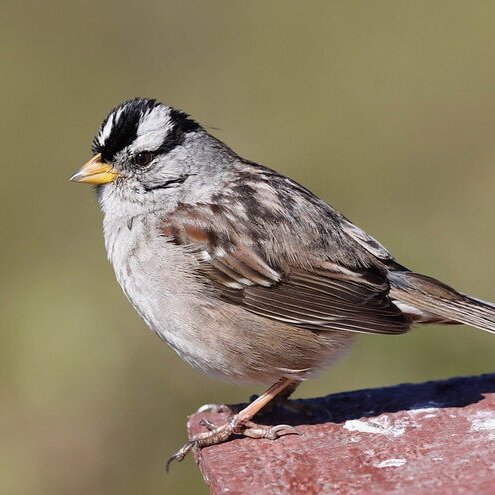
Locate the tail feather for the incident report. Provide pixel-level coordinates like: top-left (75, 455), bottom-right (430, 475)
top-left (389, 271), bottom-right (495, 334)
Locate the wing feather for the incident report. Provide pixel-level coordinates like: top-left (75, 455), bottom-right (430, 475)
top-left (161, 203), bottom-right (411, 335)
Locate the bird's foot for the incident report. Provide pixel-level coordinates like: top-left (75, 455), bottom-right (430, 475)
top-left (166, 414), bottom-right (298, 471)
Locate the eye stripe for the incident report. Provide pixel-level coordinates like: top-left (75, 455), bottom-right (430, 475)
top-left (155, 109), bottom-right (200, 155)
top-left (92, 98), bottom-right (160, 160)
top-left (91, 99), bottom-right (200, 161)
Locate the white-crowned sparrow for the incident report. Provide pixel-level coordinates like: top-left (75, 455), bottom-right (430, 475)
top-left (71, 97), bottom-right (495, 467)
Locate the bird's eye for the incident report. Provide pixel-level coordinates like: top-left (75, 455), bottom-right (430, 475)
top-left (135, 151), bottom-right (153, 167)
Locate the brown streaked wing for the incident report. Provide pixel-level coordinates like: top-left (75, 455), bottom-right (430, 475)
top-left (161, 204), bottom-right (411, 335)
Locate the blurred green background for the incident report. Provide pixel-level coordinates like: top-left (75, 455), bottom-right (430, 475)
top-left (2, 1), bottom-right (495, 493)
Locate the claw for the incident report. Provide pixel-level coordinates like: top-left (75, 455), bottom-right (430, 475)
top-left (167, 378), bottom-right (299, 471)
top-left (165, 441), bottom-right (195, 472)
top-left (243, 421), bottom-right (299, 439)
top-left (166, 419), bottom-right (298, 471)
top-left (166, 421), bottom-right (234, 472)
top-left (199, 418), bottom-right (217, 431)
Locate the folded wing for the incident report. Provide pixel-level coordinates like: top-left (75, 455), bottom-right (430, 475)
top-left (161, 203), bottom-right (411, 335)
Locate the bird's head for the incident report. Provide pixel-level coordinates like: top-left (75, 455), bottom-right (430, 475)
top-left (71, 98), bottom-right (210, 215)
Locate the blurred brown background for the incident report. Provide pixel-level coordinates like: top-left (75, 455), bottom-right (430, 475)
top-left (2, 1), bottom-right (495, 493)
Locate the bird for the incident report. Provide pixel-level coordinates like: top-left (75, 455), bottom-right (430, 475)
top-left (71, 97), bottom-right (495, 468)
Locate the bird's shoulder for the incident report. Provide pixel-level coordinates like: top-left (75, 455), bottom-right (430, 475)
top-left (158, 190), bottom-right (409, 335)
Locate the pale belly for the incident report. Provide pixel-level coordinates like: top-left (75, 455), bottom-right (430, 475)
top-left (104, 215), bottom-right (354, 384)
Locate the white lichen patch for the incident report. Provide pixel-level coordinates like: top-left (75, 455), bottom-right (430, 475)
top-left (343, 416), bottom-right (408, 437)
top-left (470, 411), bottom-right (495, 432)
top-left (375, 458), bottom-right (407, 468)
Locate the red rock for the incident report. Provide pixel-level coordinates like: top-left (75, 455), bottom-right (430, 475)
top-left (188, 374), bottom-right (495, 494)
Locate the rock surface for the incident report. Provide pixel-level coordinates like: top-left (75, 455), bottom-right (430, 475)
top-left (188, 374), bottom-right (495, 494)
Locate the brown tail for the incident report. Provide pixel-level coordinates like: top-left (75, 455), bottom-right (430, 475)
top-left (388, 270), bottom-right (495, 333)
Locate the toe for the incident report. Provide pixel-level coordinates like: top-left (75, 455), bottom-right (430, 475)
top-left (270, 424), bottom-right (300, 437)
top-left (165, 440), bottom-right (195, 472)
top-left (199, 418), bottom-right (217, 431)
top-left (242, 422), bottom-right (299, 440)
